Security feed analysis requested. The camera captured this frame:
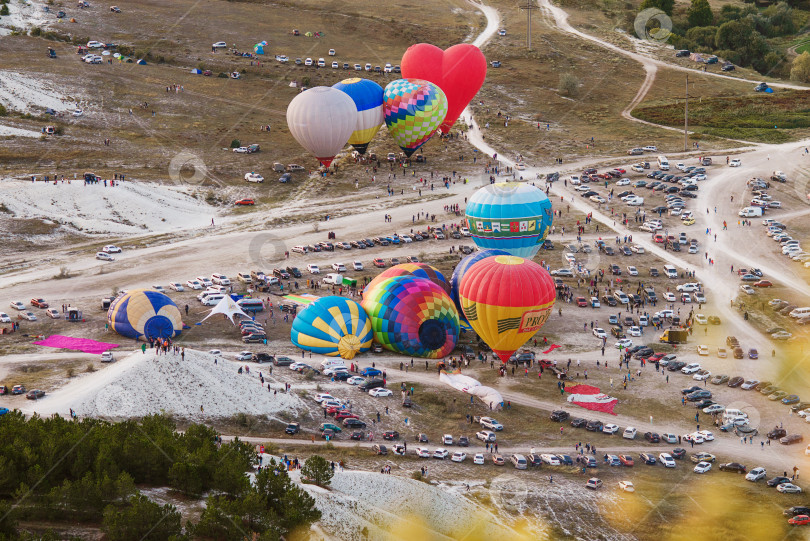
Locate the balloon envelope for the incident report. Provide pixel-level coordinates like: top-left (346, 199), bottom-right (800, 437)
top-left (361, 276), bottom-right (459, 358)
top-left (286, 86), bottom-right (357, 167)
top-left (364, 262), bottom-right (450, 297)
top-left (108, 289), bottom-right (183, 341)
top-left (400, 43), bottom-right (486, 133)
top-left (383, 79), bottom-right (447, 157)
top-left (290, 296), bottom-right (373, 359)
top-left (450, 249), bottom-right (510, 323)
top-left (465, 182), bottom-right (553, 258)
top-left (332, 78), bottom-right (384, 155)
top-left (459, 255), bottom-right (555, 363)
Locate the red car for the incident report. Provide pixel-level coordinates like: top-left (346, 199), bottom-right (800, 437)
top-left (613, 168), bottom-right (626, 174)
top-left (30, 298), bottom-right (48, 308)
top-left (576, 297), bottom-right (588, 307)
top-left (649, 353), bottom-right (665, 362)
top-left (538, 359), bottom-right (556, 369)
top-left (326, 406), bottom-right (345, 415)
top-left (235, 199), bottom-right (255, 206)
top-left (373, 258), bottom-right (386, 268)
top-left (619, 454), bottom-right (634, 466)
top-left (753, 280), bottom-right (772, 287)
top-left (789, 515), bottom-right (810, 525)
top-left (334, 412), bottom-right (358, 421)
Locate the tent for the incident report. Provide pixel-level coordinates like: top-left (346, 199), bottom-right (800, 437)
top-left (190, 68), bottom-right (202, 74)
top-left (136, 58), bottom-right (147, 65)
top-left (201, 295), bottom-right (250, 324)
top-left (439, 370), bottom-right (503, 410)
top-left (305, 32), bottom-right (313, 37)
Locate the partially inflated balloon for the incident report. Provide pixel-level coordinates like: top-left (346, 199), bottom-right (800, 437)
top-left (450, 249), bottom-right (510, 323)
top-left (361, 276), bottom-right (459, 358)
top-left (459, 255), bottom-right (555, 363)
top-left (286, 86), bottom-right (357, 167)
top-left (364, 263), bottom-right (450, 297)
top-left (290, 296), bottom-right (373, 359)
top-left (332, 78), bottom-right (384, 155)
top-left (108, 289), bottom-right (183, 341)
top-left (465, 182), bottom-right (553, 258)
top-left (400, 43), bottom-right (486, 133)
top-left (383, 79), bottom-right (447, 157)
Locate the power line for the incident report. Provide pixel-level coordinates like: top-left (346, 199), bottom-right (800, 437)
top-left (520, 0), bottom-right (538, 51)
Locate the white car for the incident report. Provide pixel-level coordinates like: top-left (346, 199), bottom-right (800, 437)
top-left (697, 345), bottom-right (709, 356)
top-left (9, 301), bottom-right (24, 311)
top-left (307, 264), bottom-right (321, 274)
top-left (347, 376), bottom-right (365, 385)
top-left (196, 276), bottom-right (213, 287)
top-left (663, 292), bottom-right (676, 302)
top-left (693, 370), bottom-right (711, 381)
top-left (498, 28), bottom-right (507, 36)
top-left (628, 326), bottom-right (642, 337)
top-left (442, 434), bottom-right (453, 445)
top-left (602, 424), bottom-right (620, 434)
top-left (235, 351), bottom-right (253, 361)
top-left (623, 427), bottom-right (637, 439)
top-left (212, 41), bottom-right (227, 48)
top-left (473, 453), bottom-right (485, 465)
top-left (96, 252), bottom-right (115, 261)
top-left (400, 235), bottom-right (413, 243)
top-left (541, 454), bottom-right (561, 466)
top-left (152, 285), bottom-right (165, 293)
top-left (460, 227), bottom-right (471, 236)
top-left (19, 311), bottom-right (37, 321)
top-left (619, 481), bottom-right (635, 492)
top-left (694, 314), bottom-right (708, 325)
top-left (433, 448), bottom-right (449, 459)
top-left (746, 467), bottom-right (766, 482)
top-left (233, 147), bottom-right (249, 153)
top-left (476, 430), bottom-right (496, 442)
top-left (328, 49), bottom-right (336, 56)
top-left (661, 433), bottom-right (678, 444)
top-left (616, 179), bottom-right (631, 186)
top-left (353, 261), bottom-right (364, 271)
top-left (729, 159), bottom-right (742, 167)
top-left (305, 58), bottom-right (313, 66)
top-left (332, 263), bottom-right (346, 272)
top-left (169, 282), bottom-right (185, 292)
top-left (741, 285), bottom-right (756, 295)
top-left (777, 483), bottom-right (802, 494)
top-left (369, 388), bottom-right (393, 397)
top-left (451, 451), bottom-right (467, 462)
top-left (615, 338), bottom-right (633, 349)
top-left (627, 266), bottom-right (638, 276)
top-left (87, 40), bottom-right (105, 48)
top-left (211, 273), bottom-right (231, 286)
top-left (186, 280), bottom-right (203, 290)
top-left (643, 145), bottom-right (657, 152)
top-left (590, 195), bottom-right (607, 204)
top-left (0, 312), bottom-right (10, 323)
top-left (314, 393), bottom-right (335, 402)
top-left (416, 447), bottom-right (431, 458)
top-left (685, 433), bottom-right (705, 444)
top-left (659, 453), bottom-right (676, 468)
top-left (322, 366), bottom-right (347, 376)
top-left (677, 283), bottom-right (701, 293)
top-left (245, 172), bottom-right (264, 183)
top-left (593, 328), bottom-right (607, 339)
top-left (103, 244), bottom-right (122, 253)
top-left (681, 363), bottom-right (701, 374)
top-left (631, 246), bottom-right (646, 254)
top-left (698, 430), bottom-right (714, 441)
top-left (693, 461), bottom-right (712, 474)
top-left (331, 61), bottom-right (339, 69)
top-left (703, 404), bottom-right (725, 414)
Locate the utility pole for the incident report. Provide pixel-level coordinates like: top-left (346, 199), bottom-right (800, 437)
top-left (520, 0), bottom-right (538, 51)
top-left (684, 74), bottom-right (689, 152)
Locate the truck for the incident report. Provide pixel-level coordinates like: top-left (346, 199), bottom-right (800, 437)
top-left (659, 329), bottom-right (689, 344)
top-left (738, 206), bottom-right (763, 218)
top-left (322, 274), bottom-right (357, 287)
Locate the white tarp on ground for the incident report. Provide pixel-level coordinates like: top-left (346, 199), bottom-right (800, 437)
top-left (201, 295), bottom-right (250, 324)
top-left (439, 370), bottom-right (503, 410)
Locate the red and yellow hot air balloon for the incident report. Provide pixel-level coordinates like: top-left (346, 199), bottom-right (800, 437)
top-left (458, 255), bottom-right (556, 363)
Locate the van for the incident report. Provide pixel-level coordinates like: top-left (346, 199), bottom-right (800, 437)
top-left (789, 307), bottom-right (810, 319)
top-left (273, 162), bottom-right (285, 173)
top-left (320, 359), bottom-right (347, 370)
top-left (237, 298), bottom-right (264, 312)
top-left (663, 265), bottom-right (678, 279)
top-left (657, 156), bottom-right (669, 170)
top-left (323, 273), bottom-right (343, 285)
top-left (237, 272), bottom-right (251, 283)
top-left (201, 294), bottom-right (224, 306)
top-left (738, 206), bottom-right (763, 217)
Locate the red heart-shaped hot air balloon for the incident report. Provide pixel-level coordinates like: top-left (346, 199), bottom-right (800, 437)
top-left (400, 43), bottom-right (487, 134)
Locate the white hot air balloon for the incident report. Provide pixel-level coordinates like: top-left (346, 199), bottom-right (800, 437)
top-left (286, 86), bottom-right (357, 168)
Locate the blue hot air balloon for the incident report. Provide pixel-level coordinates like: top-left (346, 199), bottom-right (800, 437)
top-left (107, 289), bottom-right (183, 341)
top-left (465, 182), bottom-right (553, 258)
top-left (332, 78), bottom-right (384, 155)
top-left (290, 296), bottom-right (373, 359)
top-left (450, 248), bottom-right (510, 323)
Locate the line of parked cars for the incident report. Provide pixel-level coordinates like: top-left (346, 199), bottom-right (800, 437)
top-left (290, 228), bottom-right (471, 257)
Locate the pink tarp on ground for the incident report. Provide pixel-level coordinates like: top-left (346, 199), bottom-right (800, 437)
top-left (565, 383), bottom-right (618, 415)
top-left (32, 335), bottom-right (120, 354)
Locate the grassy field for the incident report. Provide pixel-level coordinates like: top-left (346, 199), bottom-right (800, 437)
top-left (633, 90), bottom-right (810, 143)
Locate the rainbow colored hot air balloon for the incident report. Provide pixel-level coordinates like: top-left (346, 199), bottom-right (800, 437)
top-left (332, 78), bottom-right (384, 155)
top-left (459, 255), bottom-right (556, 363)
top-left (450, 249), bottom-right (510, 323)
top-left (465, 182), bottom-right (553, 258)
top-left (361, 276), bottom-right (459, 358)
top-left (290, 296), bottom-right (373, 359)
top-left (286, 86), bottom-right (357, 168)
top-left (107, 289), bottom-right (183, 341)
top-left (364, 262), bottom-right (450, 297)
top-left (383, 79), bottom-right (447, 157)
